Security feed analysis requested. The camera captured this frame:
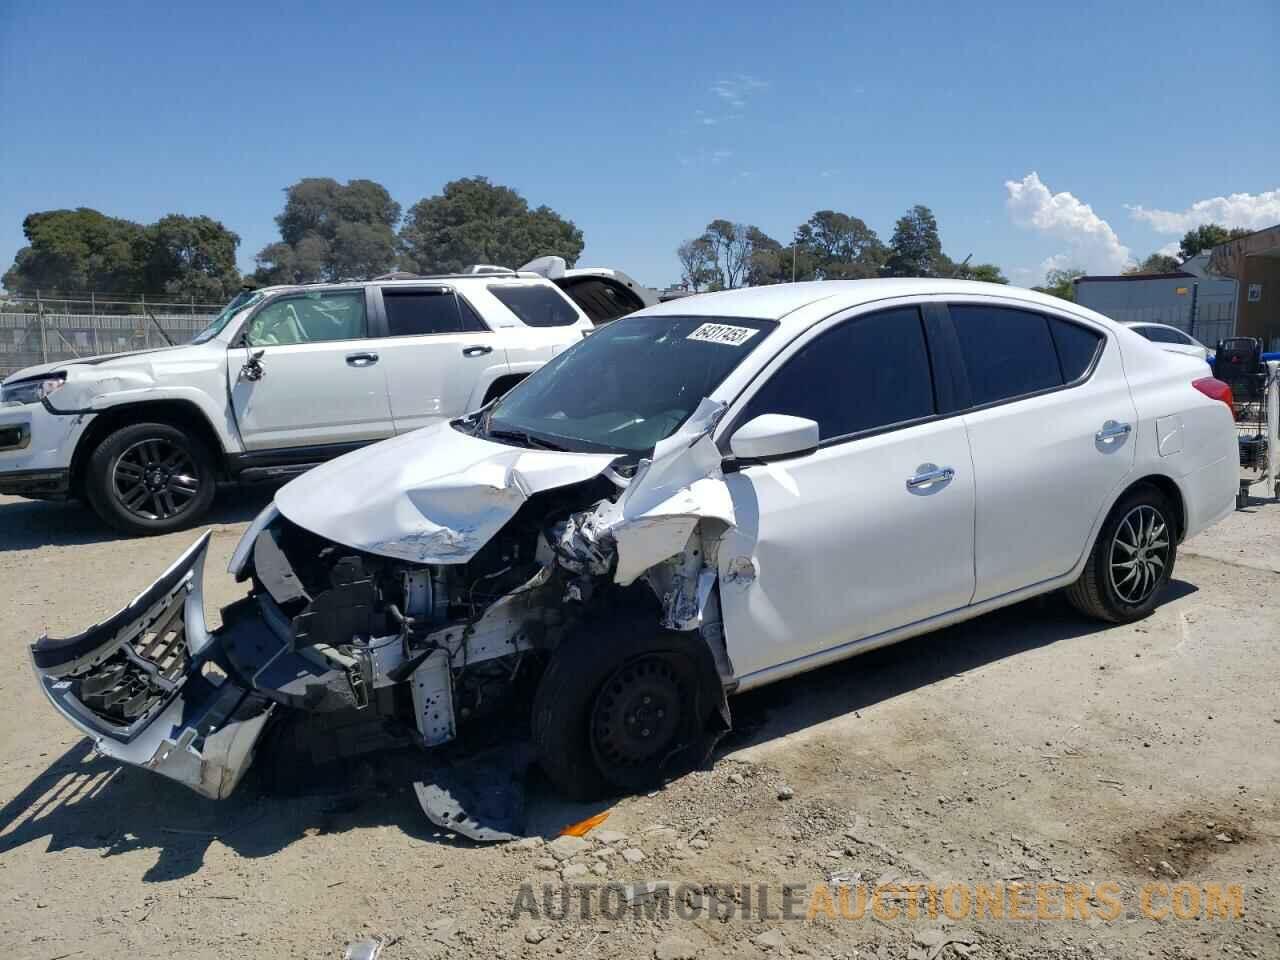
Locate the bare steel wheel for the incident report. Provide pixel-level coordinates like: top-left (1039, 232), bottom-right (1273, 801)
top-left (85, 421), bottom-right (217, 535)
top-left (590, 655), bottom-right (687, 783)
top-left (1108, 504), bottom-right (1171, 605)
top-left (112, 437), bottom-right (202, 522)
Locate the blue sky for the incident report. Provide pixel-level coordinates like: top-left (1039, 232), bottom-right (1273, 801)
top-left (2, 0), bottom-right (1277, 291)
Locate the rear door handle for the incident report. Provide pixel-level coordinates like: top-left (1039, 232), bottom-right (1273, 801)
top-left (1095, 420), bottom-right (1132, 442)
top-left (462, 345), bottom-right (494, 358)
top-left (346, 352), bottom-right (379, 367)
top-left (906, 465), bottom-right (955, 489)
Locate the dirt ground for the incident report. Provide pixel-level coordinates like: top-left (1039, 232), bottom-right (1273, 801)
top-left (1, 487), bottom-right (1277, 960)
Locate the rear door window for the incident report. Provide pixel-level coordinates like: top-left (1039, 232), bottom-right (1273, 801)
top-left (1048, 318), bottom-right (1103, 381)
top-left (950, 305), bottom-right (1063, 405)
top-left (739, 306), bottom-right (936, 442)
top-left (382, 289), bottom-right (469, 336)
top-left (488, 284), bottom-right (580, 327)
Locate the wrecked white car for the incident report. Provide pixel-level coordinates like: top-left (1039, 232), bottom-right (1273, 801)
top-left (30, 281), bottom-right (1238, 834)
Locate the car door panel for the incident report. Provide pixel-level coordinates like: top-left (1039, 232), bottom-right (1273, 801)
top-left (712, 302), bottom-right (977, 682)
top-left (373, 287), bottom-right (512, 432)
top-left (226, 289), bottom-right (394, 451)
top-left (952, 305), bottom-right (1138, 603)
top-left (719, 419), bottom-right (976, 680)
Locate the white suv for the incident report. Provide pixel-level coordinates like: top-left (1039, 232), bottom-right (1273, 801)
top-left (0, 269), bottom-right (645, 534)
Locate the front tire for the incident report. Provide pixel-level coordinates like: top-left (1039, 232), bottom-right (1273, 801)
top-left (84, 422), bottom-right (217, 535)
top-left (1066, 483), bottom-right (1177, 623)
top-left (532, 616), bottom-right (706, 801)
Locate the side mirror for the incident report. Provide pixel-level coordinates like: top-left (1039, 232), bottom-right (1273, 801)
top-left (239, 349), bottom-right (266, 383)
top-left (729, 414), bottom-right (819, 460)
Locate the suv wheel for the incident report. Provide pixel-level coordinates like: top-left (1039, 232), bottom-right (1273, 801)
top-left (1066, 484), bottom-right (1177, 623)
top-left (84, 422), bottom-right (216, 535)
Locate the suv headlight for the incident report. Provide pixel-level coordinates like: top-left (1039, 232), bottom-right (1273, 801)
top-left (1, 373), bottom-right (66, 406)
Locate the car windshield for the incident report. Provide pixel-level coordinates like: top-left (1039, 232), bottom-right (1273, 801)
top-left (190, 289), bottom-right (266, 344)
top-left (480, 314), bottom-right (777, 455)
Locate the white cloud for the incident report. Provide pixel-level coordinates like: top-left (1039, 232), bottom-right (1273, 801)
top-left (1005, 172), bottom-right (1132, 274)
top-left (1125, 189), bottom-right (1280, 234)
top-left (1156, 240), bottom-right (1182, 257)
top-left (710, 74), bottom-right (768, 109)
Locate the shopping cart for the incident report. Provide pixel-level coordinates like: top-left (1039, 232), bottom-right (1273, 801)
top-left (1215, 339), bottom-right (1280, 509)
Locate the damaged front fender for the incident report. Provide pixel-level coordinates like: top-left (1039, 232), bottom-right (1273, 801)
top-left (30, 534), bottom-right (274, 799)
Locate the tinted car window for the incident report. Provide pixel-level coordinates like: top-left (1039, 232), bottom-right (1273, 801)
top-left (244, 291), bottom-right (366, 346)
top-left (951, 305), bottom-right (1062, 405)
top-left (383, 290), bottom-right (464, 336)
top-left (557, 277), bottom-right (647, 325)
top-left (457, 294), bottom-right (490, 332)
top-left (739, 306), bottom-right (935, 441)
top-left (1049, 318), bottom-right (1103, 381)
top-left (1137, 325), bottom-right (1179, 344)
top-left (489, 284), bottom-right (579, 327)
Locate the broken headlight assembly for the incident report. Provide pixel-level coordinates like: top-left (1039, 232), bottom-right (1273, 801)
top-left (1, 372), bottom-right (66, 405)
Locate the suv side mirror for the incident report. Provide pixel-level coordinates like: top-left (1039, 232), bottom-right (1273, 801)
top-left (729, 414), bottom-right (819, 460)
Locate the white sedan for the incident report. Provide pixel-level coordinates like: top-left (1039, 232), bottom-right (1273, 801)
top-left (1123, 321), bottom-right (1213, 362)
top-left (31, 280), bottom-right (1239, 826)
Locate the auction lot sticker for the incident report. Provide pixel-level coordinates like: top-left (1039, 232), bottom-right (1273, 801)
top-left (687, 322), bottom-right (761, 346)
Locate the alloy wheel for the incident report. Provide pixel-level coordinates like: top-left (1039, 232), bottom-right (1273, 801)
top-left (1109, 504), bottom-right (1171, 604)
top-left (111, 438), bottom-right (202, 522)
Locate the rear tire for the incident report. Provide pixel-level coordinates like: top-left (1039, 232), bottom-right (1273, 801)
top-left (532, 615), bottom-right (705, 801)
top-left (1066, 483), bottom-right (1176, 623)
top-left (84, 422), bottom-right (217, 535)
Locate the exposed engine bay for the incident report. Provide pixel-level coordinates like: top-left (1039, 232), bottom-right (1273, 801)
top-left (30, 399), bottom-right (739, 838)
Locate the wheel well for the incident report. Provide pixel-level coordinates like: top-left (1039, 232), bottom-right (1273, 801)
top-left (482, 374), bottom-right (527, 405)
top-left (1126, 474), bottom-right (1187, 542)
top-left (70, 401), bottom-right (226, 496)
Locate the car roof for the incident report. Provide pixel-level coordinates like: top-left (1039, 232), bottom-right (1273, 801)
top-left (631, 279), bottom-right (1090, 325)
top-left (252, 273), bottom-right (558, 296)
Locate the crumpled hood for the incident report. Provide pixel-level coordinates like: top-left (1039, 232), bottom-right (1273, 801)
top-left (2, 346), bottom-right (184, 385)
top-left (273, 421), bottom-right (621, 564)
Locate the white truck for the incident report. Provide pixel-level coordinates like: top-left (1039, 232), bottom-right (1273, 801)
top-left (0, 265), bottom-right (654, 534)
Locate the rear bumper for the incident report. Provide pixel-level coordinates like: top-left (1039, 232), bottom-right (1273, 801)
top-left (1180, 453), bottom-right (1238, 540)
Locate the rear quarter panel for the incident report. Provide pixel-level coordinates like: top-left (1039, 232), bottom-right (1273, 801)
top-left (1115, 327), bottom-right (1236, 537)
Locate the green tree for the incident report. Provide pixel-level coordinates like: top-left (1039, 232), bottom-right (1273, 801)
top-left (1125, 253), bottom-right (1182, 276)
top-left (1178, 223), bottom-right (1252, 260)
top-left (946, 258), bottom-right (1009, 283)
top-left (1032, 266), bottom-right (1084, 302)
top-left (677, 237), bottom-right (718, 291)
top-left (140, 214), bottom-right (241, 302)
top-left (398, 177), bottom-right (583, 274)
top-left (255, 177), bottom-right (400, 283)
top-left (793, 210), bottom-right (885, 279)
top-left (882, 205), bottom-right (944, 278)
top-left (3, 208), bottom-right (146, 294)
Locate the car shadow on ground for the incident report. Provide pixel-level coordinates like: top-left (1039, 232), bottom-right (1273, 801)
top-left (720, 581), bottom-right (1198, 753)
top-left (0, 484), bottom-right (281, 553)
top-left (0, 582), bottom-right (1197, 880)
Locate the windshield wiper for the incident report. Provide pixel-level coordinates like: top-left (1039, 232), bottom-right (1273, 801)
top-left (486, 427), bottom-right (567, 451)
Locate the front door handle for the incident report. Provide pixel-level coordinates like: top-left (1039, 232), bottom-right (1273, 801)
top-left (462, 345), bottom-right (494, 358)
top-left (346, 352), bottom-right (379, 367)
top-left (906, 465), bottom-right (955, 489)
top-left (1095, 420), bottom-right (1132, 442)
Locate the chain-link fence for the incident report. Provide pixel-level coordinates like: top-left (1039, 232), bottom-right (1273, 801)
top-left (1088, 299), bottom-right (1237, 349)
top-left (0, 292), bottom-right (222, 378)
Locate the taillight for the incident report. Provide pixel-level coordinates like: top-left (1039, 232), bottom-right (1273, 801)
top-left (1193, 377), bottom-right (1235, 419)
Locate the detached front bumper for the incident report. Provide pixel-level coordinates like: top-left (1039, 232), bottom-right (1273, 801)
top-left (30, 534), bottom-right (276, 799)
